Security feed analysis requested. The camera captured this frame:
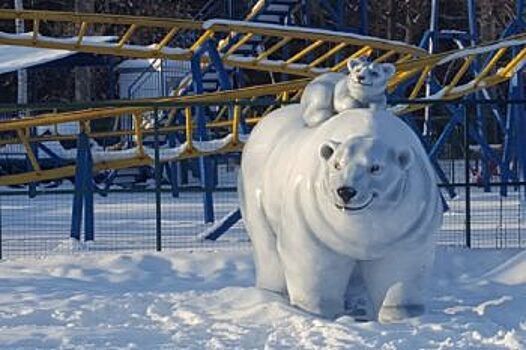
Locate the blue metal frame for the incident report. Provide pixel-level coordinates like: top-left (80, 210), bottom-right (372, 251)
top-left (499, 0), bottom-right (526, 196)
top-left (166, 134), bottom-right (179, 198)
top-left (70, 131), bottom-right (95, 241)
top-left (27, 127), bottom-right (38, 198)
top-left (415, 0), bottom-right (526, 196)
top-left (204, 208), bottom-right (241, 240)
top-left (187, 38), bottom-right (238, 223)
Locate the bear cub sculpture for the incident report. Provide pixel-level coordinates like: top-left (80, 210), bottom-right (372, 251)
top-left (239, 106), bottom-right (443, 322)
top-left (301, 57), bottom-right (395, 127)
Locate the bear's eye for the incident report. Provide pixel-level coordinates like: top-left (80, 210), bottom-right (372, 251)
top-left (370, 164), bottom-right (381, 174)
top-left (334, 162), bottom-right (343, 170)
top-left (371, 71), bottom-right (379, 78)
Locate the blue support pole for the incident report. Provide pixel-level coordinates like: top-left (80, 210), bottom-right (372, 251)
top-left (70, 158), bottom-right (84, 240)
top-left (206, 40), bottom-right (232, 91)
top-left (204, 208), bottom-right (241, 241)
top-left (518, 103), bottom-right (526, 196)
top-left (517, 0), bottom-right (524, 22)
top-left (359, 0), bottom-right (368, 35)
top-left (84, 141), bottom-right (94, 241)
top-left (467, 0), bottom-right (491, 191)
top-left (515, 71), bottom-right (526, 191)
top-left (28, 127), bottom-right (37, 198)
top-left (71, 132), bottom-right (88, 240)
top-left (191, 46), bottom-right (214, 223)
top-left (70, 131), bottom-right (95, 241)
top-left (180, 160), bottom-right (189, 185)
top-left (501, 73), bottom-right (520, 196)
top-left (167, 134), bottom-right (179, 198)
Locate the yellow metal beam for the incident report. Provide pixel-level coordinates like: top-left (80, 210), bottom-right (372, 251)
top-left (255, 37), bottom-right (292, 62)
top-left (0, 34), bottom-right (194, 60)
top-left (32, 19), bottom-right (39, 44)
top-left (190, 29), bottom-right (214, 52)
top-left (374, 50), bottom-right (397, 63)
top-left (285, 40), bottom-right (324, 64)
top-left (117, 24), bottom-right (138, 49)
top-left (206, 21), bottom-right (428, 57)
top-left (156, 26), bottom-right (179, 50)
top-left (133, 113), bottom-right (145, 157)
top-left (500, 46), bottom-right (526, 77)
top-left (16, 129), bottom-right (41, 172)
top-left (408, 66), bottom-right (431, 99)
top-left (224, 33), bottom-right (254, 57)
top-left (442, 55), bottom-right (475, 95)
top-left (76, 21), bottom-right (89, 47)
top-left (245, 0), bottom-right (266, 21)
top-left (232, 102), bottom-right (241, 145)
top-left (474, 47), bottom-right (507, 86)
top-left (308, 42), bottom-right (347, 67)
top-left (0, 9), bottom-right (202, 29)
top-left (185, 107), bottom-right (193, 152)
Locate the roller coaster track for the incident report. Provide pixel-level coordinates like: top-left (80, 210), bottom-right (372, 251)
top-left (0, 10), bottom-right (525, 186)
top-left (0, 10), bottom-right (427, 75)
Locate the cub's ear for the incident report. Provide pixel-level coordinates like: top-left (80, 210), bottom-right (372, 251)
top-left (347, 58), bottom-right (363, 72)
top-left (397, 148), bottom-right (414, 171)
top-left (320, 140), bottom-right (340, 161)
top-left (382, 63), bottom-right (396, 78)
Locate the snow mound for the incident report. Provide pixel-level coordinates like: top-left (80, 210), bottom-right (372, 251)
top-left (0, 248), bottom-right (525, 349)
top-left (479, 250), bottom-right (526, 285)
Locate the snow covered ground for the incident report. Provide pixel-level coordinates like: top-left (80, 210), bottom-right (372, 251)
top-left (0, 247), bottom-right (524, 349)
top-left (0, 36), bottom-right (115, 74)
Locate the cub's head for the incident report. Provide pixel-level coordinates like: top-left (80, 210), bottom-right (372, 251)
top-left (319, 136), bottom-right (413, 213)
top-left (346, 58), bottom-right (395, 99)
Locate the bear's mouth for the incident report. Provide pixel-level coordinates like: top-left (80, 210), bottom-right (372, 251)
top-left (335, 195), bottom-right (375, 212)
top-left (352, 79), bottom-right (373, 87)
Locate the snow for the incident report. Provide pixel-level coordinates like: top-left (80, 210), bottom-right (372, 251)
top-left (0, 34), bottom-right (115, 74)
top-left (203, 19), bottom-right (426, 55)
top-left (0, 247), bottom-right (524, 349)
top-left (436, 37), bottom-right (526, 66)
top-left (1, 133), bottom-right (242, 162)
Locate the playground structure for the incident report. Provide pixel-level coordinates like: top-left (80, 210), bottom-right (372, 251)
top-left (0, 0), bottom-right (525, 243)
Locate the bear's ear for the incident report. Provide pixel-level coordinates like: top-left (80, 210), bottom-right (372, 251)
top-left (347, 58), bottom-right (362, 72)
top-left (397, 148), bottom-right (414, 171)
top-left (382, 63), bottom-right (396, 78)
top-left (320, 140), bottom-right (340, 161)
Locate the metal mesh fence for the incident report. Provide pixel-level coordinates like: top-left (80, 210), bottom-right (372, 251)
top-left (1, 105), bottom-right (526, 259)
top-left (1, 176), bottom-right (524, 259)
top-left (439, 186), bottom-right (526, 248)
top-left (0, 186), bottom-right (251, 259)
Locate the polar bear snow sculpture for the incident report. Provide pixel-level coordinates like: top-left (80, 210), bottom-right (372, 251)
top-left (238, 106), bottom-right (443, 322)
top-left (300, 58), bottom-right (395, 127)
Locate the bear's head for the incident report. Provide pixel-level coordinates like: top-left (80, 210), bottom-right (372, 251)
top-left (346, 58), bottom-right (395, 100)
top-left (319, 136), bottom-right (413, 213)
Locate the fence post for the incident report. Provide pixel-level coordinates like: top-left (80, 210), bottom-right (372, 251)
top-left (154, 108), bottom-right (162, 252)
top-left (0, 196), bottom-right (2, 260)
top-left (464, 102), bottom-right (472, 248)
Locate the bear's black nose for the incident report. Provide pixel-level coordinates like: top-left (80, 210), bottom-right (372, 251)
top-left (337, 186), bottom-right (357, 203)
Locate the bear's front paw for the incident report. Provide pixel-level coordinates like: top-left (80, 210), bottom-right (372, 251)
top-left (378, 304), bottom-right (425, 323)
top-left (290, 294), bottom-right (345, 319)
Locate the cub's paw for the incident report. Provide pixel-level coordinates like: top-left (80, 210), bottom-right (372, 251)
top-left (303, 109), bottom-right (334, 127)
top-left (378, 304), bottom-right (425, 323)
